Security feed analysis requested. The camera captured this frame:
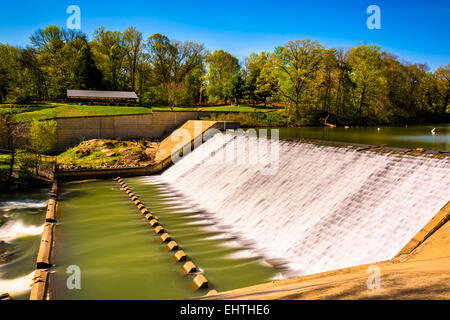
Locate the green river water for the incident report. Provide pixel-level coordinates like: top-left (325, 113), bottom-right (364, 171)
top-left (48, 178), bottom-right (279, 299)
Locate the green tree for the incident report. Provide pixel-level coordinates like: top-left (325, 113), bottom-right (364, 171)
top-left (0, 113), bottom-right (28, 181)
top-left (123, 27), bottom-right (144, 91)
top-left (72, 43), bottom-right (103, 90)
top-left (205, 50), bottom-right (240, 103)
top-left (347, 44), bottom-right (385, 125)
top-left (256, 56), bottom-right (279, 107)
top-left (243, 52), bottom-right (270, 106)
top-left (146, 34), bottom-right (208, 105)
top-left (91, 27), bottom-right (126, 90)
top-left (435, 64), bottom-right (450, 117)
top-left (274, 40), bottom-right (324, 119)
top-left (29, 119), bottom-right (57, 172)
top-left (223, 73), bottom-right (244, 105)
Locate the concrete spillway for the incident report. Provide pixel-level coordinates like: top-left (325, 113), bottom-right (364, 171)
top-left (145, 132), bottom-right (450, 277)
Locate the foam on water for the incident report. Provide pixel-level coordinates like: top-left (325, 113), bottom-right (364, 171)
top-left (0, 220), bottom-right (44, 242)
top-left (146, 132), bottom-right (450, 276)
top-left (0, 200), bottom-right (47, 212)
top-left (0, 271), bottom-right (35, 297)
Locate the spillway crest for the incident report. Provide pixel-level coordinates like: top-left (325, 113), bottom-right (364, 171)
top-left (152, 132), bottom-right (450, 276)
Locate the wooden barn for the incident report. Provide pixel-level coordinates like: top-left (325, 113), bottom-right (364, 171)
top-left (67, 90), bottom-right (139, 105)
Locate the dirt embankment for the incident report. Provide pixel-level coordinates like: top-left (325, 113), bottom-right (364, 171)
top-left (57, 139), bottom-right (160, 170)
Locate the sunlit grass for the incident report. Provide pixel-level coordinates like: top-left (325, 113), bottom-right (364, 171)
top-left (0, 104), bottom-right (152, 121)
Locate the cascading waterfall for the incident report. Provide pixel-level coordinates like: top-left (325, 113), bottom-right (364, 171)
top-left (0, 220), bottom-right (44, 242)
top-left (145, 132), bottom-right (450, 277)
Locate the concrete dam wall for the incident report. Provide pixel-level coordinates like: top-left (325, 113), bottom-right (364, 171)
top-left (143, 132), bottom-right (450, 277)
top-left (54, 111), bottom-right (204, 151)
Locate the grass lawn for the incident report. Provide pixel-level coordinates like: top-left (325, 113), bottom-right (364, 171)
top-left (152, 105), bottom-right (284, 112)
top-left (0, 103), bottom-right (152, 121)
top-left (0, 103), bottom-right (285, 122)
top-left (57, 139), bottom-right (158, 168)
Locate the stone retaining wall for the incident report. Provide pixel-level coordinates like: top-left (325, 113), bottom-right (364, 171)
top-left (54, 111), bottom-right (204, 152)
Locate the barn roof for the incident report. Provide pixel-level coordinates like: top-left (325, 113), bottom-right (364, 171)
top-left (67, 90), bottom-right (138, 99)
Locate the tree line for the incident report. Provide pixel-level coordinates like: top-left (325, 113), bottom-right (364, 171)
top-left (0, 25), bottom-right (448, 125)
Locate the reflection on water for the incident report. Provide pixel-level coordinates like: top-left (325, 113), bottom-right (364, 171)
top-left (268, 124), bottom-right (449, 150)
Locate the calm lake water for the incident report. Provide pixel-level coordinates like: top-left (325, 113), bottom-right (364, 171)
top-left (263, 124), bottom-right (449, 151)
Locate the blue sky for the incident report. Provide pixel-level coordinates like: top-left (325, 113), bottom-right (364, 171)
top-left (0, 0), bottom-right (448, 70)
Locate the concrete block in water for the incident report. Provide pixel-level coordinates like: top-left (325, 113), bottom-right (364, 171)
top-left (153, 226), bottom-right (164, 234)
top-left (173, 250), bottom-right (187, 262)
top-left (137, 204), bottom-right (145, 210)
top-left (49, 181), bottom-right (58, 198)
top-left (141, 208), bottom-right (149, 215)
top-left (144, 213), bottom-right (153, 220)
top-left (148, 219), bottom-right (159, 227)
top-left (181, 261), bottom-right (196, 275)
top-left (126, 189), bottom-right (133, 195)
top-left (45, 198), bottom-right (57, 222)
top-left (128, 193), bottom-right (135, 199)
top-left (36, 222), bottom-right (55, 269)
top-left (192, 275), bottom-right (208, 290)
top-left (133, 199), bottom-right (142, 206)
top-left (166, 241), bottom-right (178, 251)
top-left (159, 233), bottom-right (171, 243)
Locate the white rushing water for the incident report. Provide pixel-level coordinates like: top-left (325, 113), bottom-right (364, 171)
top-left (0, 200), bottom-right (47, 212)
top-left (0, 220), bottom-right (44, 242)
top-left (0, 271), bottom-right (35, 296)
top-left (144, 132), bottom-right (450, 277)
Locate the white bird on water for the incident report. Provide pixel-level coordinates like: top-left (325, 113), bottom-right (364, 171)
top-left (377, 128), bottom-right (381, 132)
top-left (431, 128), bottom-right (436, 135)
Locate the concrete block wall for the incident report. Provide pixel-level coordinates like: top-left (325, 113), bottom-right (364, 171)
top-left (54, 111), bottom-right (202, 152)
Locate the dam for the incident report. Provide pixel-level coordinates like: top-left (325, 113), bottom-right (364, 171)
top-left (151, 132), bottom-right (450, 277)
top-left (1, 124), bottom-right (449, 300)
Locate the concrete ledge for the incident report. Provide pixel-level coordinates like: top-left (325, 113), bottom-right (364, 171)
top-left (30, 182), bottom-right (60, 300)
top-left (36, 222), bottom-right (55, 269)
top-left (45, 198), bottom-right (57, 222)
top-left (395, 201), bottom-right (450, 257)
top-left (29, 270), bottom-right (49, 300)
